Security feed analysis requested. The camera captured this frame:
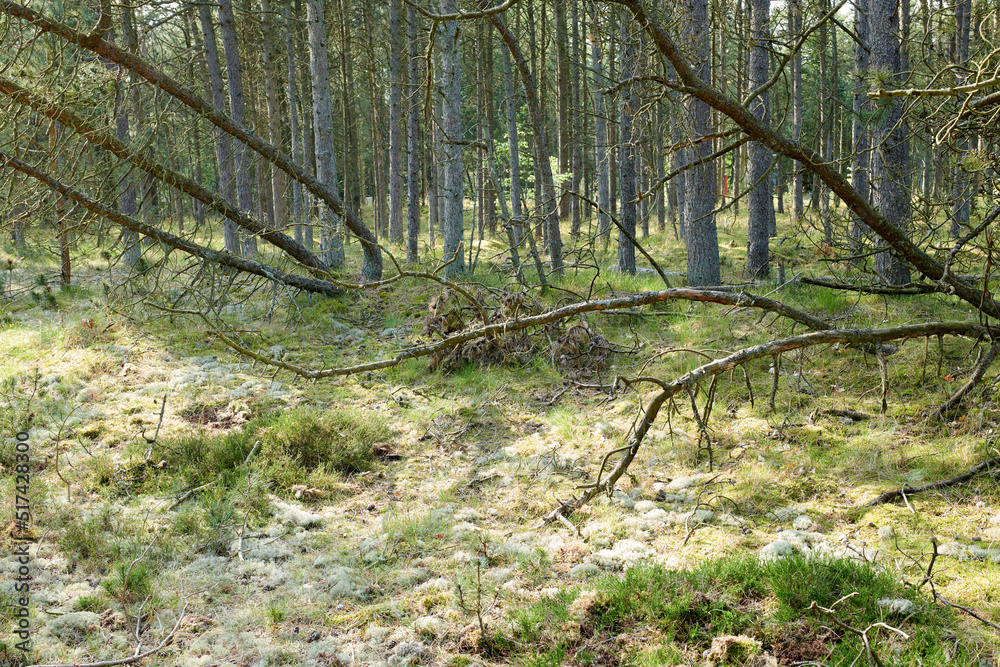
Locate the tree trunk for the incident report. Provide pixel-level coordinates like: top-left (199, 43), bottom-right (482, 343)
top-left (746, 0), bottom-right (773, 278)
top-left (502, 21), bottom-right (524, 245)
top-left (790, 0), bottom-right (804, 223)
top-left (284, 2), bottom-right (305, 246)
top-left (683, 0), bottom-right (721, 286)
top-left (869, 0), bottom-right (912, 284)
top-left (306, 0), bottom-right (345, 267)
top-left (950, 0), bottom-right (972, 237)
top-left (591, 33), bottom-right (611, 247)
top-left (406, 4), bottom-right (421, 262)
top-left (489, 8), bottom-right (563, 275)
top-left (440, 0), bottom-right (465, 277)
top-left (218, 0), bottom-right (256, 256)
top-left (851, 0), bottom-right (871, 254)
top-left (388, 0), bottom-right (404, 244)
top-left (617, 19), bottom-right (638, 275)
top-left (260, 0), bottom-right (287, 235)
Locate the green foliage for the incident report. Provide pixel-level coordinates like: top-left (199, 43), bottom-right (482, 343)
top-left (102, 560), bottom-right (155, 605)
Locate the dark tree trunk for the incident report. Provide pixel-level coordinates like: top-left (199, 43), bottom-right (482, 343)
top-left (406, 3), bottom-right (421, 262)
top-left (746, 0), bottom-right (774, 278)
top-left (617, 19), bottom-right (638, 275)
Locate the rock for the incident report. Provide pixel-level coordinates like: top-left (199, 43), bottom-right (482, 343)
top-left (569, 563), bottom-right (601, 579)
top-left (792, 515), bottom-right (813, 531)
top-left (877, 598), bottom-right (916, 615)
top-left (760, 540), bottom-right (794, 561)
top-left (937, 542), bottom-right (967, 558)
top-left (840, 416), bottom-right (854, 426)
top-left (46, 611), bottom-right (99, 645)
top-left (679, 509), bottom-right (714, 524)
top-left (878, 525), bottom-right (896, 541)
top-left (413, 615), bottom-right (446, 638)
top-left (268, 345), bottom-right (287, 360)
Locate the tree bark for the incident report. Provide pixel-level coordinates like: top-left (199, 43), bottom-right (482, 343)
top-left (746, 0), bottom-right (774, 278)
top-left (591, 32), bottom-right (611, 247)
top-left (949, 0), bottom-right (972, 238)
top-left (260, 0), bottom-right (288, 236)
top-left (406, 3), bottom-right (421, 262)
top-left (306, 0), bottom-right (345, 268)
top-left (869, 0), bottom-right (912, 284)
top-left (790, 0), bottom-right (804, 223)
top-left (0, 0), bottom-right (382, 278)
top-left (851, 0), bottom-right (871, 255)
top-left (682, 0), bottom-right (721, 286)
top-left (489, 7), bottom-right (563, 274)
top-left (388, 0), bottom-right (404, 244)
top-left (440, 0), bottom-right (465, 277)
top-left (218, 0), bottom-right (256, 256)
top-left (284, 2), bottom-right (305, 246)
top-left (501, 20), bottom-right (524, 245)
top-left (617, 18), bottom-right (638, 275)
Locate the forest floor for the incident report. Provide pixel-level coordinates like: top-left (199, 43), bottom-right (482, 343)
top-left (2, 208), bottom-right (1000, 667)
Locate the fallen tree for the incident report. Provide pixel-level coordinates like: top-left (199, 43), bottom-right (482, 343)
top-left (0, 151), bottom-right (342, 296)
top-left (0, 0), bottom-right (383, 280)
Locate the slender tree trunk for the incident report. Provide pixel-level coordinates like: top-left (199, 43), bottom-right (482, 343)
top-left (617, 19), bottom-right (638, 274)
top-left (440, 0), bottom-right (464, 276)
top-left (683, 0), bottom-right (721, 286)
top-left (306, 0), bottom-right (345, 267)
top-left (851, 0), bottom-right (871, 254)
top-left (218, 0), bottom-right (256, 256)
top-left (260, 0), bottom-right (287, 235)
top-left (570, 0), bottom-right (583, 237)
top-left (490, 9), bottom-right (563, 274)
top-left (406, 4), bottom-right (421, 262)
top-left (591, 33), bottom-right (611, 247)
top-left (283, 3), bottom-right (305, 246)
top-left (870, 0), bottom-right (912, 284)
top-left (950, 0), bottom-right (972, 237)
top-left (388, 0), bottom-right (404, 244)
top-left (746, 0), bottom-right (773, 278)
top-left (790, 0), bottom-right (804, 223)
top-left (502, 21), bottom-right (524, 245)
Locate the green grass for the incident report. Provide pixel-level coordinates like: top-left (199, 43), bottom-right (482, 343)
top-left (504, 555), bottom-right (971, 665)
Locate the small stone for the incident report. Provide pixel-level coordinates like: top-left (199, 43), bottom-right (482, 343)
top-left (839, 416), bottom-right (854, 426)
top-left (877, 598), bottom-right (916, 615)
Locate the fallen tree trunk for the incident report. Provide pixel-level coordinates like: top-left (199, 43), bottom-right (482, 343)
top-left (213, 286), bottom-right (842, 378)
top-left (0, 151), bottom-right (342, 296)
top-left (0, 0), bottom-right (382, 281)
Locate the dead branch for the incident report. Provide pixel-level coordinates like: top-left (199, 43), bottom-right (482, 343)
top-left (807, 601), bottom-right (909, 667)
top-left (822, 409), bottom-right (872, 421)
top-left (800, 276), bottom-right (941, 295)
top-left (866, 456), bottom-right (1000, 506)
top-left (544, 321), bottom-right (989, 523)
top-left (929, 340), bottom-right (1000, 421)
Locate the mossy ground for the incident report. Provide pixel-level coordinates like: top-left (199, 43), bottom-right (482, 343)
top-left (1, 202), bottom-right (998, 665)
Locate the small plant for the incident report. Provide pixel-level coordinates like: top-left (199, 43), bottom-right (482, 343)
top-left (264, 600), bottom-right (287, 625)
top-left (102, 559), bottom-right (154, 606)
top-left (73, 594), bottom-right (104, 612)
